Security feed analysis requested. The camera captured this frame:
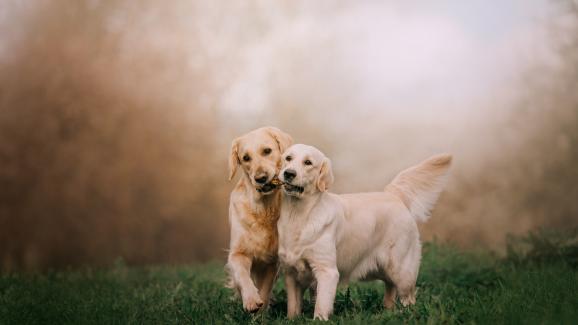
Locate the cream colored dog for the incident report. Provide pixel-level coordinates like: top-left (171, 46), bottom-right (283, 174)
top-left (277, 144), bottom-right (452, 320)
top-left (225, 127), bottom-right (293, 312)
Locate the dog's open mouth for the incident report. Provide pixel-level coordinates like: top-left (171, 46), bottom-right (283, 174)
top-left (283, 183), bottom-right (304, 194)
top-left (257, 177), bottom-right (283, 193)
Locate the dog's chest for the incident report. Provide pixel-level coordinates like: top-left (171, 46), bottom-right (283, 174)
top-left (278, 229), bottom-right (315, 285)
top-left (278, 218), bottom-right (311, 272)
top-left (238, 201), bottom-right (280, 262)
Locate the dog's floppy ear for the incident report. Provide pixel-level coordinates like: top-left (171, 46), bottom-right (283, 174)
top-left (316, 157), bottom-right (334, 192)
top-left (265, 127), bottom-right (293, 153)
top-left (228, 138), bottom-right (240, 181)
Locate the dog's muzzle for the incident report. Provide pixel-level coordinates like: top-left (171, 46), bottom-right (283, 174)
top-left (283, 183), bottom-right (304, 194)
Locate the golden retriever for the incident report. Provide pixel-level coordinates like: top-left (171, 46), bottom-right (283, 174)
top-left (225, 127), bottom-right (293, 312)
top-left (277, 144), bottom-right (452, 320)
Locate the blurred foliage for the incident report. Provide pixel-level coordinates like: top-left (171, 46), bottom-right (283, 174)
top-left (506, 227), bottom-right (578, 268)
top-left (0, 0), bottom-right (229, 271)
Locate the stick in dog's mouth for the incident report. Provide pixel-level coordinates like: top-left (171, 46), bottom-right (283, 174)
top-left (255, 177), bottom-right (304, 194)
top-left (257, 177), bottom-right (283, 193)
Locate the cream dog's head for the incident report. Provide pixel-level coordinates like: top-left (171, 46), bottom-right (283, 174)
top-left (229, 127), bottom-right (293, 194)
top-left (280, 144), bottom-right (334, 198)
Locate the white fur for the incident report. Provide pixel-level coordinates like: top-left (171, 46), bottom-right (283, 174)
top-left (386, 154), bottom-right (452, 222)
top-left (277, 144), bottom-right (452, 320)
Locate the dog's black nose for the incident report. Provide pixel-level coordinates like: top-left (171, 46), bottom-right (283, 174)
top-left (255, 176), bottom-right (268, 184)
top-left (283, 169), bottom-right (296, 182)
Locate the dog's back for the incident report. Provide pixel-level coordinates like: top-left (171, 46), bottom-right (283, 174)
top-left (333, 155), bottom-right (451, 282)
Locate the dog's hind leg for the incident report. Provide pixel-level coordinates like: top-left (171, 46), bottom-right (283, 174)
top-left (397, 283), bottom-right (416, 306)
top-left (254, 262), bottom-right (278, 309)
top-left (385, 238), bottom-right (420, 307)
top-left (383, 281), bottom-right (397, 309)
top-left (387, 268), bottom-right (417, 307)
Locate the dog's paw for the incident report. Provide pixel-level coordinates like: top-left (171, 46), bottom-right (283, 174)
top-left (313, 312), bottom-right (330, 321)
top-left (400, 294), bottom-right (416, 307)
top-left (243, 295), bottom-right (264, 313)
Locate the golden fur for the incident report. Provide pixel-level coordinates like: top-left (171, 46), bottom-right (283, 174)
top-left (235, 194), bottom-right (280, 262)
top-left (225, 127), bottom-right (293, 312)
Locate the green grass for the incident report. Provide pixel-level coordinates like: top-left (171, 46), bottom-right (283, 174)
top-left (1, 230), bottom-right (577, 324)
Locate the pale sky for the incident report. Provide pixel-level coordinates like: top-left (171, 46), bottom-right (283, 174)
top-left (215, 0), bottom-right (554, 122)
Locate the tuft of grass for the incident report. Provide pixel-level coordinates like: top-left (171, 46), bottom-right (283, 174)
top-left (506, 228), bottom-right (578, 268)
top-left (1, 231), bottom-right (577, 324)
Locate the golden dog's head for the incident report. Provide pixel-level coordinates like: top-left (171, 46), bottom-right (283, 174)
top-left (229, 127), bottom-right (293, 194)
top-left (280, 144), bottom-right (334, 198)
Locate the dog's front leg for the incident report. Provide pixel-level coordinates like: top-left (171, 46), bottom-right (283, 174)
top-left (228, 252), bottom-right (263, 312)
top-left (285, 269), bottom-right (303, 319)
top-left (312, 265), bottom-right (339, 320)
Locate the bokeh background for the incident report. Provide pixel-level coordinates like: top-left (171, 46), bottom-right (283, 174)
top-left (1, 0), bottom-right (577, 271)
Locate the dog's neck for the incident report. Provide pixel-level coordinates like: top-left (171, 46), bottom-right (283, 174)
top-left (281, 191), bottom-right (323, 220)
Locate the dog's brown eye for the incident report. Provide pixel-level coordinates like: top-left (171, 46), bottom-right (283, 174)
top-left (285, 156), bottom-right (292, 162)
top-left (304, 159), bottom-right (312, 166)
top-left (242, 154), bottom-right (251, 162)
top-left (263, 148), bottom-right (272, 155)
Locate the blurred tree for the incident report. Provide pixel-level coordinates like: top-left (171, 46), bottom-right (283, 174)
top-left (0, 0), bottom-right (228, 271)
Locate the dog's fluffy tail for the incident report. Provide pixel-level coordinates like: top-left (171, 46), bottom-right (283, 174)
top-left (385, 154), bottom-right (452, 223)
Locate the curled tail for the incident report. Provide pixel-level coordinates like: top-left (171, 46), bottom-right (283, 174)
top-left (385, 154), bottom-right (452, 222)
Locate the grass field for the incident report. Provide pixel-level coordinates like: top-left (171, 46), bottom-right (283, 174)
top-left (1, 230), bottom-right (577, 324)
